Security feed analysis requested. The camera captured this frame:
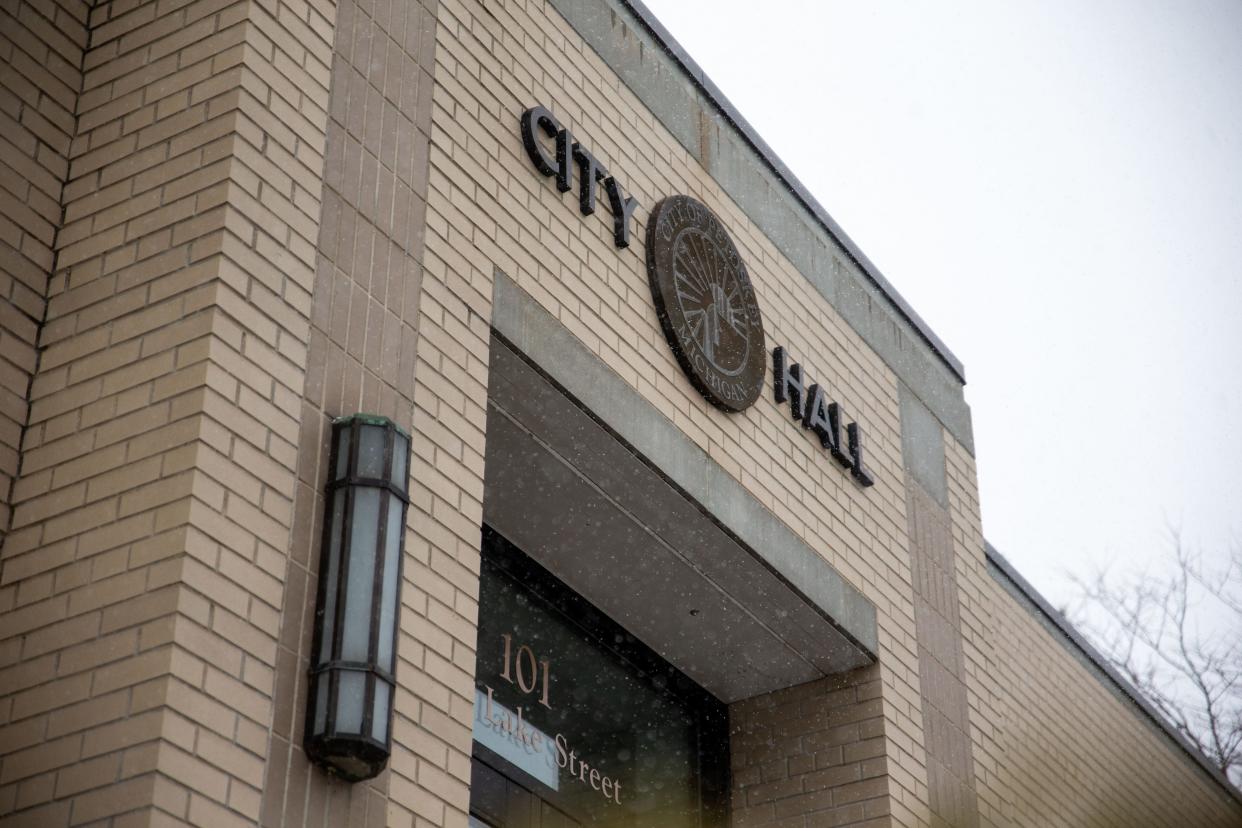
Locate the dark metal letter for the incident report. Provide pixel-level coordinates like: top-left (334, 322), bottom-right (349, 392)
top-left (803, 384), bottom-right (843, 458)
top-left (520, 106), bottom-right (560, 177)
top-left (556, 129), bottom-right (574, 193)
top-left (847, 422), bottom-right (875, 487)
top-left (825, 402), bottom-right (852, 468)
top-left (802, 384), bottom-right (829, 441)
top-left (603, 176), bottom-right (639, 248)
top-left (773, 347), bottom-right (806, 423)
top-left (572, 143), bottom-right (605, 215)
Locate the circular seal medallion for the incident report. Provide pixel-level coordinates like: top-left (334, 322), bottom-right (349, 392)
top-left (645, 196), bottom-right (766, 412)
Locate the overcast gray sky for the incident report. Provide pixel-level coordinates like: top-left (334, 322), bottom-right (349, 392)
top-left (640, 0), bottom-right (1242, 608)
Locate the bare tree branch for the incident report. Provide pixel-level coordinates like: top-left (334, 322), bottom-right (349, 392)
top-left (1067, 531), bottom-right (1242, 786)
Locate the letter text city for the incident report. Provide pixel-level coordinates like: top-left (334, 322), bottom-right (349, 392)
top-left (521, 105), bottom-right (639, 249)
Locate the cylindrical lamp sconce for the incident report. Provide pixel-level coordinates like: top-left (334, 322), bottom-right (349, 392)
top-left (305, 414), bottom-right (411, 782)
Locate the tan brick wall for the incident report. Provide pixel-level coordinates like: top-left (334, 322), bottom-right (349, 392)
top-left (731, 664), bottom-right (892, 828)
top-left (0, 0), bottom-right (337, 822)
top-left (944, 434), bottom-right (1242, 827)
top-left (986, 568), bottom-right (1242, 826)
top-left (3, 0), bottom-right (1237, 826)
top-left (423, 0), bottom-right (928, 823)
top-left (259, 0), bottom-right (440, 821)
top-left (424, 2), bottom-right (1242, 827)
top-left (388, 1), bottom-right (501, 821)
top-left (0, 0), bottom-right (87, 550)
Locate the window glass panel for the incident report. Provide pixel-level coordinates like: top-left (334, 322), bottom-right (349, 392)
top-left (372, 682), bottom-right (391, 743)
top-left (472, 535), bottom-right (722, 827)
top-left (377, 493), bottom-right (403, 671)
top-left (342, 488), bottom-right (380, 661)
top-left (358, 424), bottom-right (386, 479)
top-left (334, 424), bottom-right (351, 481)
top-left (318, 489), bottom-right (346, 665)
top-left (313, 678), bottom-right (329, 735)
top-left (336, 671), bottom-right (365, 733)
top-left (391, 434), bottom-right (409, 490)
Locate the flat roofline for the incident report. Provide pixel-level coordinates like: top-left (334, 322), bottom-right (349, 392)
top-left (985, 542), bottom-right (1242, 804)
top-left (619, 0), bottom-right (966, 384)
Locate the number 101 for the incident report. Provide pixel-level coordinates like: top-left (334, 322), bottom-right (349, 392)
top-left (499, 633), bottom-right (552, 709)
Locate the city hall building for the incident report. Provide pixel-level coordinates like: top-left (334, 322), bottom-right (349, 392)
top-left (1, 0), bottom-right (1239, 824)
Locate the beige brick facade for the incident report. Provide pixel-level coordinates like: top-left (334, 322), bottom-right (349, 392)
top-left (730, 665), bottom-right (891, 828)
top-left (0, 0), bottom-right (87, 569)
top-left (1, 0), bottom-right (339, 820)
top-left (1, 0), bottom-right (1239, 826)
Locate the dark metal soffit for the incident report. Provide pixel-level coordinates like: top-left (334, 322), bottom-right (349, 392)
top-left (618, 0), bottom-right (967, 384)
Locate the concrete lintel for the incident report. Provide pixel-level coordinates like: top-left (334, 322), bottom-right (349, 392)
top-left (491, 271), bottom-right (878, 658)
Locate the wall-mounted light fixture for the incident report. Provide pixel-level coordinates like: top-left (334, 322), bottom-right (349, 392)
top-left (305, 414), bottom-right (410, 782)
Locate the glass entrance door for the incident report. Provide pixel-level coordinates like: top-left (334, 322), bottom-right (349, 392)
top-left (469, 528), bottom-right (728, 828)
top-left (470, 754), bottom-right (581, 828)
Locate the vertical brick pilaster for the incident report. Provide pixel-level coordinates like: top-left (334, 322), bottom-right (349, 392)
top-left (943, 437), bottom-right (1013, 828)
top-left (905, 480), bottom-right (979, 828)
top-left (259, 0), bottom-right (440, 822)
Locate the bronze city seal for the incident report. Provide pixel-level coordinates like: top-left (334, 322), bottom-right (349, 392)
top-left (645, 196), bottom-right (766, 412)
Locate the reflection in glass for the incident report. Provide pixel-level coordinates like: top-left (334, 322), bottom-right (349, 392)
top-left (472, 531), bottom-right (727, 827)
